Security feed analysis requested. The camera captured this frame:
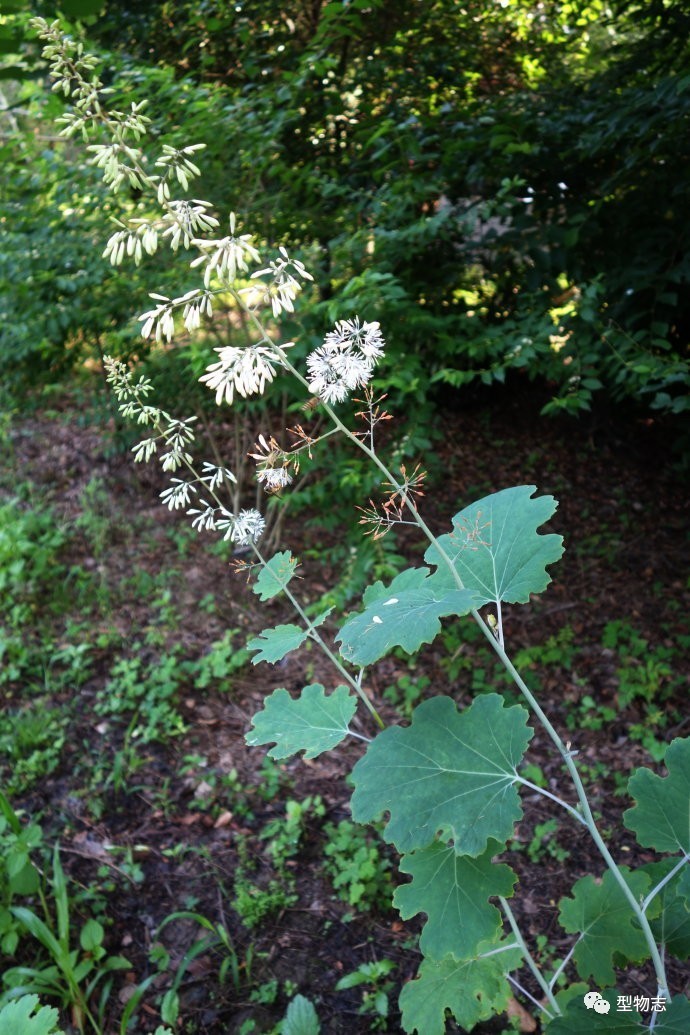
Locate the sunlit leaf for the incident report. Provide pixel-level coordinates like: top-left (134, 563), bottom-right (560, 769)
top-left (0, 995), bottom-right (63, 1035)
top-left (252, 551), bottom-right (299, 601)
top-left (425, 485), bottom-right (564, 605)
top-left (247, 623), bottom-right (308, 664)
top-left (337, 567), bottom-right (476, 666)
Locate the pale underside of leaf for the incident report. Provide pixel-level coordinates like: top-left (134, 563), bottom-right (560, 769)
top-left (247, 623), bottom-right (308, 664)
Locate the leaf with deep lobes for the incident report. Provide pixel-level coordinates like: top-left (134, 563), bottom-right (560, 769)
top-left (425, 485), bottom-right (564, 605)
top-left (246, 683), bottom-right (356, 760)
top-left (337, 566), bottom-right (476, 667)
top-left (351, 694), bottom-right (533, 856)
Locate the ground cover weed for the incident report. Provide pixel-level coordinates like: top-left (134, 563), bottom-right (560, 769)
top-left (0, 704), bottom-right (67, 796)
top-left (0, 795), bottom-right (130, 1034)
top-left (335, 959), bottom-right (397, 1030)
top-left (28, 20), bottom-right (690, 1033)
top-left (322, 820), bottom-right (393, 913)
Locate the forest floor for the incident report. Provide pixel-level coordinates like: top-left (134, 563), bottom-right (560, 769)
top-left (2, 380), bottom-right (689, 1035)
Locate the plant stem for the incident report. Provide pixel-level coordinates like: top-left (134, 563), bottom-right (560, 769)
top-left (515, 778), bottom-right (587, 826)
top-left (500, 896), bottom-right (560, 1017)
top-left (642, 852), bottom-right (690, 913)
top-left (252, 546), bottom-right (384, 729)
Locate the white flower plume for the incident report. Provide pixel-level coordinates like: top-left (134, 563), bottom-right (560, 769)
top-left (307, 317), bottom-right (385, 405)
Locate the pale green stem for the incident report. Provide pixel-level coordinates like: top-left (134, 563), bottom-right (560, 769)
top-left (642, 853), bottom-right (690, 914)
top-left (548, 934), bottom-right (582, 991)
top-left (515, 778), bottom-right (587, 827)
top-left (500, 896), bottom-right (560, 1017)
top-left (486, 633), bottom-right (669, 1000)
top-left (507, 974), bottom-right (555, 1020)
top-left (252, 546), bottom-right (384, 729)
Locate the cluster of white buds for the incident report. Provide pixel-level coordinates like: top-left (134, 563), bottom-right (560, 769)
top-left (155, 143), bottom-right (205, 191)
top-left (199, 342), bottom-right (294, 406)
top-left (190, 212), bottom-right (261, 287)
top-left (249, 246), bottom-right (314, 317)
top-left (103, 221), bottom-right (159, 267)
top-left (162, 200), bottom-right (219, 252)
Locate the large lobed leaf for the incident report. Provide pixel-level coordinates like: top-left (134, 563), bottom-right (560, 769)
top-left (424, 485), bottom-right (564, 605)
top-left (399, 940), bottom-right (523, 1035)
top-left (546, 990), bottom-right (641, 1033)
top-left (558, 869), bottom-right (652, 985)
top-left (395, 840), bottom-right (517, 960)
top-left (351, 694), bottom-right (533, 856)
top-left (0, 995), bottom-right (64, 1035)
top-left (653, 996), bottom-right (690, 1032)
top-left (337, 567), bottom-right (476, 667)
top-left (624, 737), bottom-right (690, 855)
top-left (245, 683), bottom-right (357, 760)
top-left (546, 993), bottom-right (690, 1033)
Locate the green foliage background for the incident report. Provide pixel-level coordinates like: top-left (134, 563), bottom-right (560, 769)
top-left (2, 0), bottom-right (689, 417)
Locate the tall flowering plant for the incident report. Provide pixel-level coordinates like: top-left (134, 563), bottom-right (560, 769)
top-left (27, 19), bottom-right (690, 1034)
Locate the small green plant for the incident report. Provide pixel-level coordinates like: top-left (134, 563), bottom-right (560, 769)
top-left (151, 910), bottom-right (255, 1028)
top-left (191, 628), bottom-right (251, 691)
top-left (74, 478), bottom-right (114, 558)
top-left (523, 819), bottom-right (571, 865)
top-left (260, 796), bottom-right (325, 870)
top-left (0, 704), bottom-right (67, 795)
top-left (322, 820), bottom-right (393, 912)
top-left (0, 791), bottom-right (45, 957)
top-left (233, 876), bottom-right (297, 931)
top-left (335, 959), bottom-right (396, 1029)
top-left (0, 498), bottom-right (67, 624)
top-left (280, 994), bottom-right (320, 1035)
top-left (96, 648), bottom-right (187, 747)
top-left (382, 673), bottom-right (430, 717)
top-left (1, 839), bottom-right (130, 1034)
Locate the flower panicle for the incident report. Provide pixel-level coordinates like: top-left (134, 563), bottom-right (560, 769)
top-left (249, 246), bottom-right (314, 317)
top-left (307, 317), bottom-right (386, 407)
top-left (199, 342), bottom-right (294, 406)
top-left (249, 433), bottom-right (295, 493)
